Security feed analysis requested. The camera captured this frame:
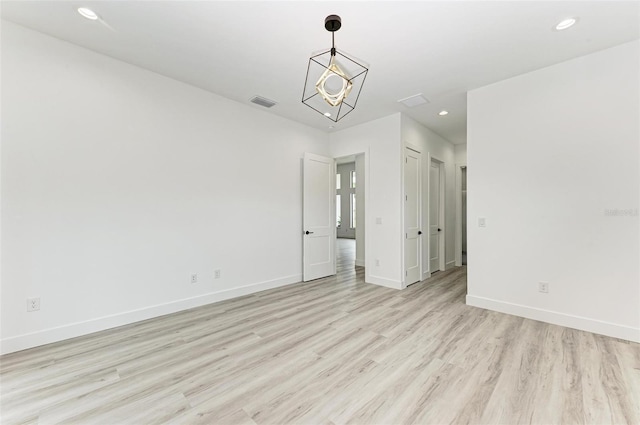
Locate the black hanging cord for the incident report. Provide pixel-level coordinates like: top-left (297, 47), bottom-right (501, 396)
top-left (331, 32), bottom-right (336, 56)
top-left (325, 15), bottom-right (341, 57)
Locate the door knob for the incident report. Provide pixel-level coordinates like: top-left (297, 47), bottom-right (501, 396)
top-left (418, 231), bottom-right (422, 235)
top-left (305, 231), bottom-right (314, 235)
top-left (438, 228), bottom-right (442, 232)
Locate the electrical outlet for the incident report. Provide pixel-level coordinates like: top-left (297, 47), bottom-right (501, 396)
top-left (478, 217), bottom-right (487, 227)
top-left (538, 282), bottom-right (549, 293)
top-left (27, 297), bottom-right (40, 312)
top-left (375, 259), bottom-right (380, 267)
top-left (190, 273), bottom-right (198, 284)
top-left (214, 269), bottom-right (221, 279)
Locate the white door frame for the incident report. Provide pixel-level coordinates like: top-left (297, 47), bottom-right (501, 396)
top-left (402, 144), bottom-right (422, 288)
top-left (428, 154), bottom-right (446, 274)
top-left (333, 150), bottom-right (369, 281)
top-left (354, 154), bottom-right (366, 267)
top-left (455, 163), bottom-right (467, 267)
top-left (336, 162), bottom-right (356, 239)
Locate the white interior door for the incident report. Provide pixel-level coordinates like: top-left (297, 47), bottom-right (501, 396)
top-left (303, 153), bottom-right (336, 281)
top-left (429, 160), bottom-right (441, 272)
top-left (404, 148), bottom-right (421, 285)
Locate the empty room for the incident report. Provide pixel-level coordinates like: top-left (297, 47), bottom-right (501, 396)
top-left (1, 1), bottom-right (638, 424)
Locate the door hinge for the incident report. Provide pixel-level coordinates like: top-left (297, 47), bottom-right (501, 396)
top-left (405, 195), bottom-right (408, 201)
top-left (405, 270), bottom-right (408, 276)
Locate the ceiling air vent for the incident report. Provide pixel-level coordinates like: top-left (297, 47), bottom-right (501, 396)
top-left (397, 94), bottom-right (429, 108)
top-left (250, 96), bottom-right (277, 108)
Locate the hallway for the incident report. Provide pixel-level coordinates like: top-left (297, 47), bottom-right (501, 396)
top-left (336, 237), bottom-right (357, 274)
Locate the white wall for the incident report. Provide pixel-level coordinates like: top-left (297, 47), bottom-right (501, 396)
top-left (455, 144), bottom-right (467, 165)
top-left (467, 40), bottom-right (639, 342)
top-left (1, 22), bottom-right (329, 354)
top-left (329, 114), bottom-right (403, 289)
top-left (401, 115), bottom-right (457, 279)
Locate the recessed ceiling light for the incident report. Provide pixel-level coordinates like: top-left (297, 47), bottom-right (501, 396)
top-left (324, 112), bottom-right (331, 117)
top-left (77, 7), bottom-right (99, 20)
top-left (555, 17), bottom-right (578, 31)
top-left (438, 110), bottom-right (449, 116)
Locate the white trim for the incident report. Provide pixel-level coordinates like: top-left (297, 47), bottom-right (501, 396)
top-left (445, 260), bottom-right (456, 270)
top-left (466, 295), bottom-right (640, 343)
top-left (0, 274), bottom-right (302, 355)
top-left (455, 163), bottom-right (467, 267)
top-left (437, 161), bottom-right (446, 273)
top-left (332, 160), bottom-right (337, 276)
top-left (367, 274), bottom-right (403, 290)
top-left (363, 148), bottom-right (371, 285)
top-left (404, 143), bottom-right (421, 154)
top-left (355, 259), bottom-right (365, 267)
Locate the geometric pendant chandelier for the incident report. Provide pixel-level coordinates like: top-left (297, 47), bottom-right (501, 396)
top-left (302, 15), bottom-right (369, 122)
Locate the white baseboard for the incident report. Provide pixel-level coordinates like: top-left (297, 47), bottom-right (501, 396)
top-left (367, 274), bottom-right (402, 290)
top-left (355, 259), bottom-right (365, 267)
top-left (0, 274), bottom-right (302, 355)
top-left (466, 295), bottom-right (640, 343)
top-left (445, 261), bottom-right (456, 270)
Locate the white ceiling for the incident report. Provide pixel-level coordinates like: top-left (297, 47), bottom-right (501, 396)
top-left (2, 1), bottom-right (639, 145)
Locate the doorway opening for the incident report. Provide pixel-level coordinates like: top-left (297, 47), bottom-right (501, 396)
top-left (335, 154), bottom-right (365, 272)
top-left (336, 161), bottom-right (356, 239)
top-left (455, 164), bottom-right (467, 267)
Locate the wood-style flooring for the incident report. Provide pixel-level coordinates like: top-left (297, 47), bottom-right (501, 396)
top-left (1, 239), bottom-right (639, 424)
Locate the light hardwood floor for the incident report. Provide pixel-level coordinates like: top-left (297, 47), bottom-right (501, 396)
top-left (1, 239), bottom-right (639, 424)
